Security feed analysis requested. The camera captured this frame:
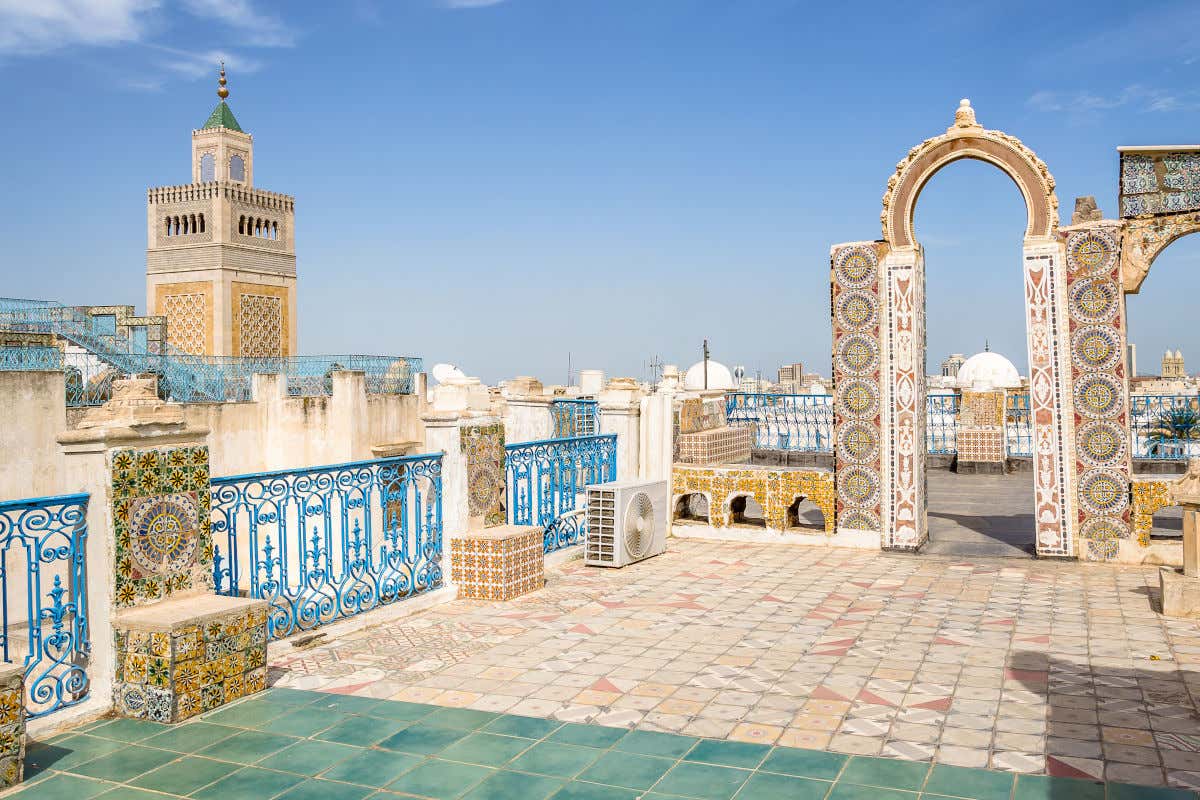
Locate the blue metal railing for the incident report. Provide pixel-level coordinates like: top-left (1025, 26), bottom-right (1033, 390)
top-left (506, 434), bottom-right (617, 553)
top-left (728, 391), bottom-right (1035, 458)
top-left (551, 399), bottom-right (600, 437)
top-left (1006, 393), bottom-right (1033, 457)
top-left (0, 298), bottom-right (422, 406)
top-left (1132, 395), bottom-right (1200, 460)
top-left (725, 393), bottom-right (833, 452)
top-left (927, 394), bottom-right (960, 455)
top-left (0, 493), bottom-right (90, 718)
top-left (210, 454), bottom-right (443, 639)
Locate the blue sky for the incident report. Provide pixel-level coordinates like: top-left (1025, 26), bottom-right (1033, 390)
top-left (2, 0), bottom-right (1199, 384)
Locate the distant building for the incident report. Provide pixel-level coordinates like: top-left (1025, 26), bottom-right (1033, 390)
top-left (940, 353), bottom-right (966, 378)
top-left (777, 362), bottom-right (804, 388)
top-left (1163, 349), bottom-right (1186, 379)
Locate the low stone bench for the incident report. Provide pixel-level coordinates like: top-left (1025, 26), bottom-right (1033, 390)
top-left (451, 525), bottom-right (543, 601)
top-left (113, 593), bottom-right (269, 723)
top-left (0, 664), bottom-right (24, 788)
top-left (672, 463), bottom-right (835, 534)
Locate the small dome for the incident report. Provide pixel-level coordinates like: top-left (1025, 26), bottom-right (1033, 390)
top-left (955, 350), bottom-right (1021, 390)
top-left (683, 359), bottom-right (735, 391)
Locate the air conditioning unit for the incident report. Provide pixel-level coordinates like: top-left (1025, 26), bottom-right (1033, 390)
top-left (584, 480), bottom-right (669, 567)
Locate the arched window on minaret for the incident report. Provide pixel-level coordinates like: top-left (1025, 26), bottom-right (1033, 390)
top-left (271, 221), bottom-right (278, 240)
top-left (200, 153), bottom-right (215, 183)
top-left (230, 155), bottom-right (246, 183)
top-left (198, 213), bottom-right (205, 233)
top-left (165, 217), bottom-right (172, 237)
top-left (173, 216), bottom-right (181, 235)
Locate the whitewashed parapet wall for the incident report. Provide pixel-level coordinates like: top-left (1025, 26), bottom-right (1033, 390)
top-left (0, 370), bottom-right (426, 502)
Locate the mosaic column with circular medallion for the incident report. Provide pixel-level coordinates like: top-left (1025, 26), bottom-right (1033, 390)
top-left (1064, 228), bottom-right (1133, 561)
top-left (831, 243), bottom-right (884, 538)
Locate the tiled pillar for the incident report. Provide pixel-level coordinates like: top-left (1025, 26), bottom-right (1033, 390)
top-left (55, 378), bottom-right (211, 728)
top-left (956, 390), bottom-right (1007, 473)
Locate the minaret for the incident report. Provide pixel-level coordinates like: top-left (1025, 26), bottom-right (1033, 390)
top-left (146, 65), bottom-right (297, 357)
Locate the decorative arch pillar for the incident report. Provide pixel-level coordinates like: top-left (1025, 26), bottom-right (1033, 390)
top-left (831, 99), bottom-right (1080, 556)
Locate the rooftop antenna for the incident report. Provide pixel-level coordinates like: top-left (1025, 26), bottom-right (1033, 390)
top-left (567, 352), bottom-right (572, 386)
top-left (703, 339), bottom-right (710, 390)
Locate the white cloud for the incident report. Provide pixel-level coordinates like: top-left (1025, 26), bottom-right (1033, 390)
top-left (1027, 85), bottom-right (1194, 115)
top-left (149, 44), bottom-right (261, 78)
top-left (181, 0), bottom-right (294, 46)
top-left (0, 0), bottom-right (159, 54)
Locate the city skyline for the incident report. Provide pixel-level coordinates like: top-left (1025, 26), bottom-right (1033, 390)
top-left (2, 1), bottom-right (1199, 383)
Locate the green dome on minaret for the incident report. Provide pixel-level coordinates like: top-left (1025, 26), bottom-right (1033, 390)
top-left (201, 64), bottom-right (243, 132)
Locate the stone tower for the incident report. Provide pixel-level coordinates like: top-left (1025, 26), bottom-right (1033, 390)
top-left (1163, 349), bottom-right (1186, 379)
top-left (146, 66), bottom-right (297, 358)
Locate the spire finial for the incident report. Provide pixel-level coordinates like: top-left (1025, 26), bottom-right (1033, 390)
top-left (952, 97), bottom-right (978, 130)
top-left (985, 339), bottom-right (990, 352)
top-left (217, 62), bottom-right (229, 100)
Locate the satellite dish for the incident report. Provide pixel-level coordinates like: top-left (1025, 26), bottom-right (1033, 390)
top-left (733, 365), bottom-right (746, 382)
top-left (431, 363), bottom-right (465, 384)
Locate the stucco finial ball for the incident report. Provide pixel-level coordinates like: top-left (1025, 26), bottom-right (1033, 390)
top-left (954, 97), bottom-right (977, 128)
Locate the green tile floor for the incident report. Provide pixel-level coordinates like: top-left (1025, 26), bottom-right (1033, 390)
top-left (14, 689), bottom-right (1198, 800)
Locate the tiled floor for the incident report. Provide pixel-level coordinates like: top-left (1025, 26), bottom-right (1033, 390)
top-left (266, 539), bottom-right (1200, 790)
top-left (16, 688), bottom-right (1197, 799)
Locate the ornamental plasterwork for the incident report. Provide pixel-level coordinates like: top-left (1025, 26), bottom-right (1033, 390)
top-left (1120, 210), bottom-right (1200, 293)
top-left (880, 100), bottom-right (1059, 245)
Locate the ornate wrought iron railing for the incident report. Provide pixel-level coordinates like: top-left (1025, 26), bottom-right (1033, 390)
top-left (725, 393), bottom-right (834, 452)
top-left (551, 399), bottom-right (600, 437)
top-left (1006, 393), bottom-right (1033, 457)
top-left (210, 454), bottom-right (443, 640)
top-left (0, 493), bottom-right (90, 718)
top-left (0, 298), bottom-right (422, 406)
top-left (1132, 394), bottom-right (1200, 460)
top-left (926, 394), bottom-right (960, 455)
top-left (506, 434), bottom-right (617, 553)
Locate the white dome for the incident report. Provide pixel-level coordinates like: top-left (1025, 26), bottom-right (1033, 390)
top-left (684, 360), bottom-right (735, 391)
top-left (955, 351), bottom-right (1021, 390)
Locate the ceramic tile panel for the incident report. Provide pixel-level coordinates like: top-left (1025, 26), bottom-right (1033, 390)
top-left (111, 445), bottom-right (212, 608)
top-left (676, 426), bottom-right (752, 465)
top-left (1131, 477), bottom-right (1179, 546)
top-left (957, 429), bottom-right (1006, 463)
top-left (451, 526), bottom-right (543, 601)
top-left (831, 243), bottom-right (884, 535)
top-left (113, 603), bottom-right (269, 723)
top-left (0, 666), bottom-right (24, 788)
top-left (1064, 228), bottom-right (1132, 560)
top-left (461, 424), bottom-right (506, 528)
top-left (672, 464), bottom-right (835, 533)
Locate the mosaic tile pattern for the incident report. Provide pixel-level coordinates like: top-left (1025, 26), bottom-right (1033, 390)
top-left (450, 526), bottom-right (543, 601)
top-left (831, 243), bottom-right (883, 535)
top-left (958, 429), bottom-right (1006, 463)
top-left (1023, 245), bottom-right (1074, 556)
top-left (957, 391), bottom-right (1006, 464)
top-left (676, 426), bottom-right (752, 465)
top-left (461, 424), bottom-right (506, 528)
top-left (267, 539), bottom-right (1200, 791)
top-left (678, 397), bottom-right (727, 434)
top-left (24, 688), bottom-right (1187, 800)
top-left (236, 293), bottom-right (282, 358)
top-left (113, 604), bottom-right (269, 723)
top-left (1133, 478), bottom-right (1181, 547)
top-left (111, 446), bottom-right (212, 608)
top-left (1121, 149), bottom-right (1200, 217)
top-left (161, 293), bottom-right (206, 356)
top-left (1065, 228), bottom-right (1133, 561)
top-left (0, 667), bottom-right (24, 789)
top-left (672, 464), bottom-right (835, 533)
top-left (882, 247), bottom-right (927, 549)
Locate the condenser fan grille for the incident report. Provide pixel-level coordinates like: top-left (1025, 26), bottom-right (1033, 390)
top-left (623, 491), bottom-right (656, 559)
